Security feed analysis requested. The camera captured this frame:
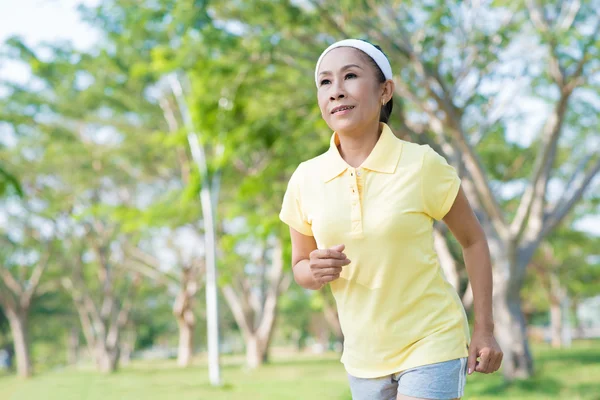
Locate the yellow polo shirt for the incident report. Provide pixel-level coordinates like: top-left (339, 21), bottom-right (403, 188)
top-left (280, 123), bottom-right (470, 378)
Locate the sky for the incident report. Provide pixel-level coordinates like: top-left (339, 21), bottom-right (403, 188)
top-left (0, 0), bottom-right (598, 236)
top-left (0, 0), bottom-right (99, 46)
top-left (0, 0), bottom-right (100, 84)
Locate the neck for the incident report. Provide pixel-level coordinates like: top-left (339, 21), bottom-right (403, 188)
top-left (336, 120), bottom-right (382, 168)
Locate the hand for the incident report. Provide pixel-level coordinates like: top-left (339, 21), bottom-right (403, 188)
top-left (468, 327), bottom-right (503, 375)
top-left (309, 244), bottom-right (351, 286)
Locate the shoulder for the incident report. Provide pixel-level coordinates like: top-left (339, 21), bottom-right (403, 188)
top-left (396, 140), bottom-right (433, 167)
top-left (401, 140), bottom-right (431, 155)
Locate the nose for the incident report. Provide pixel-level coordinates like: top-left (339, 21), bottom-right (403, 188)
top-left (329, 80), bottom-right (345, 101)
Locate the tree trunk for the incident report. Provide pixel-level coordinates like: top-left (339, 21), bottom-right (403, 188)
top-left (549, 271), bottom-right (572, 348)
top-left (6, 309), bottom-right (32, 378)
top-left (69, 292), bottom-right (123, 374)
top-left (560, 295), bottom-right (572, 348)
top-left (96, 342), bottom-right (119, 373)
top-left (64, 248), bottom-right (139, 375)
top-left (67, 327), bottom-right (80, 365)
top-left (245, 335), bottom-right (267, 369)
top-left (549, 270), bottom-right (563, 348)
top-left (173, 276), bottom-right (197, 368)
top-left (245, 290), bottom-right (280, 369)
top-left (260, 303), bottom-right (278, 365)
top-left (550, 298), bottom-right (562, 348)
top-left (483, 224), bottom-right (534, 381)
top-left (320, 288), bottom-right (343, 343)
top-left (433, 228), bottom-right (460, 290)
top-left (177, 314), bottom-right (195, 367)
top-left (494, 276), bottom-right (534, 380)
top-left (222, 280), bottom-right (281, 370)
top-left (572, 300), bottom-right (585, 339)
top-left (222, 239), bottom-right (289, 370)
top-left (119, 330), bottom-right (136, 366)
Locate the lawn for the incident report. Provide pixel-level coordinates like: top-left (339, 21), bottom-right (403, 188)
top-left (0, 340), bottom-right (598, 400)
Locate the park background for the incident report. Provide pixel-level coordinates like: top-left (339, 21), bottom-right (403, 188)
top-left (0, 0), bottom-right (599, 399)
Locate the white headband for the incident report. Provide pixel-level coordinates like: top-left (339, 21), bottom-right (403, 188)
top-left (314, 39), bottom-right (393, 88)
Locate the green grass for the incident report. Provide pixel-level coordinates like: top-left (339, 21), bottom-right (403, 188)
top-left (465, 340), bottom-right (600, 400)
top-left (0, 340), bottom-right (599, 400)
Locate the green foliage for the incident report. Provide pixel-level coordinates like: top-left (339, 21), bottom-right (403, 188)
top-left (0, 166), bottom-right (22, 198)
top-left (277, 285), bottom-right (313, 344)
top-left (523, 227), bottom-right (600, 319)
top-left (129, 281), bottom-right (179, 350)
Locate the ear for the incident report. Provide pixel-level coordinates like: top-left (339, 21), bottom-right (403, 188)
top-left (381, 80), bottom-right (395, 104)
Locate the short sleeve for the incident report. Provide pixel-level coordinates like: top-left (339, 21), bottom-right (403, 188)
top-left (279, 164), bottom-right (314, 236)
top-left (421, 147), bottom-right (461, 220)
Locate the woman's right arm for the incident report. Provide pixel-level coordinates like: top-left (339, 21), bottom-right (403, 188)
top-left (289, 228), bottom-right (350, 290)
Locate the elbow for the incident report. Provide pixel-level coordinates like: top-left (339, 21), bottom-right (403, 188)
top-left (292, 268), bottom-right (303, 286)
top-left (292, 259), bottom-right (320, 290)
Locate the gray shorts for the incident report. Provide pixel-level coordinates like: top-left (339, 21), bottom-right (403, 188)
top-left (347, 358), bottom-right (468, 400)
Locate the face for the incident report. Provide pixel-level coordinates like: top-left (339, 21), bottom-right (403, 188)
top-left (316, 47), bottom-right (386, 134)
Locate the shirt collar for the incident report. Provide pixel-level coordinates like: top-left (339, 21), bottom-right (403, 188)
top-left (322, 123), bottom-right (404, 183)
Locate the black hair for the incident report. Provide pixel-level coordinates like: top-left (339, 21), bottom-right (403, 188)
top-left (357, 41), bottom-right (394, 124)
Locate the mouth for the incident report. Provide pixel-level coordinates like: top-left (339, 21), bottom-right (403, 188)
top-left (331, 105), bottom-right (355, 114)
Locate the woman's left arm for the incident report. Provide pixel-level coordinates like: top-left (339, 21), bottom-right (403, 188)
top-left (443, 186), bottom-right (503, 375)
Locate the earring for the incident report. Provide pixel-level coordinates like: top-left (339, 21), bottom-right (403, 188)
top-left (382, 99), bottom-right (386, 106)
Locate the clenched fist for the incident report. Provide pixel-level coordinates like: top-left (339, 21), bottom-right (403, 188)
top-left (309, 244), bottom-right (351, 285)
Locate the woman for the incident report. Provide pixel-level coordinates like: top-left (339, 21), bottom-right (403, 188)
top-left (279, 39), bottom-right (503, 400)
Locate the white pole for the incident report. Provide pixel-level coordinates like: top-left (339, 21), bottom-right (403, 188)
top-left (171, 75), bottom-right (221, 385)
top-left (190, 133), bottom-right (222, 386)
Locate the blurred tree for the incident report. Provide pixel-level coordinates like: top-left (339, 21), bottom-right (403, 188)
top-left (126, 230), bottom-right (206, 367)
top-left (76, 0), bottom-right (242, 382)
top-left (318, 287), bottom-right (343, 344)
top-left (77, 0), bottom-right (323, 372)
top-left (0, 133), bottom-right (59, 377)
top-left (0, 224), bottom-right (53, 378)
top-left (527, 228), bottom-right (600, 348)
top-left (0, 34), bottom-right (160, 372)
top-left (0, 167), bottom-right (21, 198)
top-left (220, 231), bottom-right (292, 368)
top-left (278, 285), bottom-right (313, 351)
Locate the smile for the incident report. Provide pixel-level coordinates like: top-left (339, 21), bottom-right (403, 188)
top-left (331, 106), bottom-right (355, 114)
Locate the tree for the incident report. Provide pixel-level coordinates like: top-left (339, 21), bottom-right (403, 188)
top-left (77, 0), bottom-right (250, 382)
top-left (126, 228), bottom-right (206, 367)
top-left (318, 287), bottom-right (344, 345)
top-left (0, 31), bottom-right (165, 373)
top-left (0, 227), bottom-right (52, 378)
top-left (528, 229), bottom-right (600, 348)
top-left (76, 0), bottom-right (295, 377)
top-left (0, 118), bottom-right (61, 377)
top-left (220, 233), bottom-right (292, 368)
top-left (59, 223), bottom-right (143, 373)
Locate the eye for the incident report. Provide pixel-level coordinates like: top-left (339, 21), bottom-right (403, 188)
top-left (345, 73), bottom-right (357, 80)
top-left (320, 79), bottom-right (331, 86)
